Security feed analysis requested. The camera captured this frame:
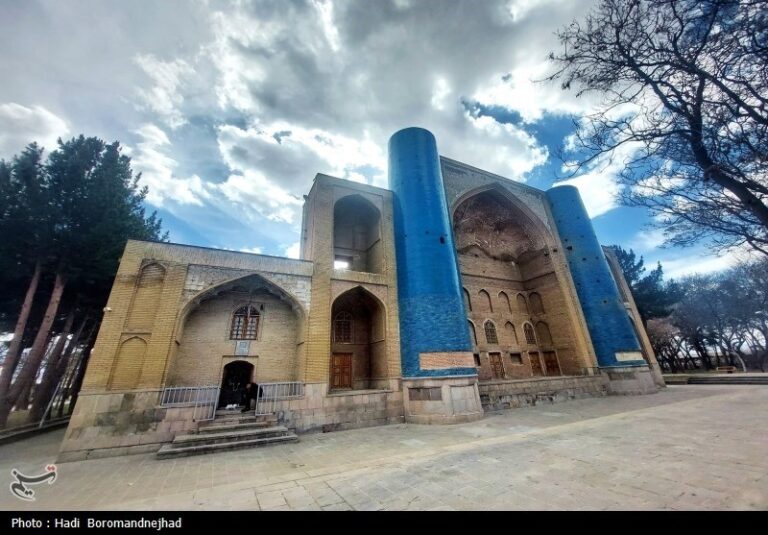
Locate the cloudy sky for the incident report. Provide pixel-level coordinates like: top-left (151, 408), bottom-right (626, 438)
top-left (0, 0), bottom-right (738, 277)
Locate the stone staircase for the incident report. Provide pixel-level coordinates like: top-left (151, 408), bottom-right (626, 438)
top-left (156, 409), bottom-right (298, 459)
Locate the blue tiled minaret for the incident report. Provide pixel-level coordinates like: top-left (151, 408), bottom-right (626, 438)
top-left (389, 127), bottom-right (475, 378)
top-left (546, 185), bottom-right (645, 367)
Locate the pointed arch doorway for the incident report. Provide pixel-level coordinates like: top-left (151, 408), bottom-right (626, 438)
top-left (329, 286), bottom-right (387, 391)
top-left (218, 360), bottom-right (254, 407)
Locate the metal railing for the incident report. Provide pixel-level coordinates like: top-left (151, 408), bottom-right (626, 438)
top-left (160, 385), bottom-right (220, 422)
top-left (254, 382), bottom-right (304, 415)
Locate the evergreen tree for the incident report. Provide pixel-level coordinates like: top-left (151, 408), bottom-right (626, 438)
top-left (0, 136), bottom-right (167, 427)
top-left (610, 245), bottom-right (680, 325)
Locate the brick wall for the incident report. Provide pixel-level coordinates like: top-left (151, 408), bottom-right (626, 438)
top-left (168, 291), bottom-right (300, 386)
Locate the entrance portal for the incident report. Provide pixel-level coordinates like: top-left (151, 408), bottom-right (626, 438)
top-left (219, 360), bottom-right (254, 407)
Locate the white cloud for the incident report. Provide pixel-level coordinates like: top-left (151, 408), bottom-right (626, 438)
top-left (431, 77), bottom-right (451, 111)
top-left (283, 242), bottom-right (301, 259)
top-left (217, 122), bottom-right (388, 190)
top-left (0, 0), bottom-right (622, 255)
top-left (473, 61), bottom-right (595, 124)
top-left (461, 113), bottom-right (549, 178)
top-left (217, 171), bottom-right (303, 224)
top-left (313, 0), bottom-right (341, 52)
top-left (553, 169), bottom-right (620, 218)
top-left (506, 0), bottom-right (565, 23)
top-left (131, 124), bottom-right (211, 206)
top-left (239, 246), bottom-right (263, 254)
top-left (0, 103), bottom-right (69, 158)
top-left (629, 229), bottom-right (667, 252)
top-left (134, 55), bottom-right (195, 129)
top-left (661, 254), bottom-right (736, 279)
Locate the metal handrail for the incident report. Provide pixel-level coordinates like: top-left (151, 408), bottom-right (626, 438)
top-left (254, 382), bottom-right (304, 415)
top-left (160, 385), bottom-right (220, 421)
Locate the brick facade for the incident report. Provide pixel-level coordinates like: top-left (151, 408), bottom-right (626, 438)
top-left (58, 131), bottom-right (661, 462)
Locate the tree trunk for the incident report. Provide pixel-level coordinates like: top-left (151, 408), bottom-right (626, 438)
top-left (16, 381), bottom-right (32, 412)
top-left (28, 307), bottom-right (77, 422)
top-left (54, 317), bottom-right (91, 418)
top-left (65, 323), bottom-right (97, 416)
top-left (0, 270), bottom-right (67, 427)
top-left (732, 353), bottom-right (748, 373)
top-left (0, 259), bottom-right (42, 419)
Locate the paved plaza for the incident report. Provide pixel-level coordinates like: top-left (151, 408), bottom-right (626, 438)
top-left (1, 385), bottom-right (766, 511)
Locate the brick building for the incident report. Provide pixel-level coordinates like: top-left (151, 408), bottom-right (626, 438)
top-left (58, 128), bottom-right (663, 461)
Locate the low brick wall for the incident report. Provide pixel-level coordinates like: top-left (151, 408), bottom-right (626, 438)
top-left (478, 375), bottom-right (608, 412)
top-left (57, 390), bottom-right (200, 462)
top-left (271, 381), bottom-right (404, 433)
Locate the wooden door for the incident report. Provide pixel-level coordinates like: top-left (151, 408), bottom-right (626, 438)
top-left (489, 352), bottom-right (506, 379)
top-left (529, 351), bottom-right (544, 376)
top-left (331, 353), bottom-right (352, 389)
top-left (543, 351), bottom-right (561, 376)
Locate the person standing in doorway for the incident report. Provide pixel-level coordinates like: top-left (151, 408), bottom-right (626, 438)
top-left (241, 382), bottom-right (256, 413)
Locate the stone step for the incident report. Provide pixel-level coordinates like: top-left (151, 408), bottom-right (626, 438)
top-left (207, 416), bottom-right (277, 427)
top-left (171, 426), bottom-right (291, 447)
top-left (156, 433), bottom-right (298, 460)
top-left (205, 414), bottom-right (260, 424)
top-left (194, 420), bottom-right (271, 434)
top-left (688, 376), bottom-right (768, 385)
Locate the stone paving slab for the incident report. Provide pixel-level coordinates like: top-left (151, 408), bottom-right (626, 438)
top-left (1, 385), bottom-right (767, 510)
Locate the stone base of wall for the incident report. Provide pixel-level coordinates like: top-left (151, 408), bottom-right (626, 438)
top-left (402, 376), bottom-right (484, 424)
top-left (479, 375), bottom-right (608, 412)
top-left (603, 366), bottom-right (659, 395)
top-left (57, 390), bottom-right (200, 463)
top-left (272, 381), bottom-right (404, 433)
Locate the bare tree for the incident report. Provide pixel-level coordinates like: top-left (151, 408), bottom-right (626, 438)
top-left (549, 0), bottom-right (768, 255)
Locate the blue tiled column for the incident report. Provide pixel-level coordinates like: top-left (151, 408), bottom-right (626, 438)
top-left (546, 185), bottom-right (645, 368)
top-left (389, 127), bottom-right (475, 378)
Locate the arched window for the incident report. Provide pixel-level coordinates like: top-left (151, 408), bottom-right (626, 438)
top-left (484, 321), bottom-right (499, 344)
top-left (468, 320), bottom-right (477, 345)
top-left (505, 321), bottom-right (518, 345)
top-left (530, 292), bottom-right (545, 315)
top-left (499, 291), bottom-right (512, 314)
top-left (333, 311), bottom-right (353, 343)
top-left (523, 322), bottom-right (537, 345)
top-left (463, 288), bottom-right (472, 312)
top-left (479, 289), bottom-right (493, 312)
top-left (516, 294), bottom-right (529, 316)
top-left (535, 321), bottom-right (553, 346)
top-left (230, 306), bottom-right (260, 340)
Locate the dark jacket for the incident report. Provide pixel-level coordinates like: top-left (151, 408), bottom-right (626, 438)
top-left (242, 383), bottom-right (264, 401)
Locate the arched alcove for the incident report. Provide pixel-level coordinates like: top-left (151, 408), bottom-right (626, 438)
top-left (468, 320), bottom-right (478, 346)
top-left (108, 337), bottom-right (147, 390)
top-left (484, 320), bottom-right (499, 345)
top-left (504, 321), bottom-right (518, 346)
top-left (499, 291), bottom-right (513, 314)
top-left (451, 186), bottom-right (587, 378)
top-left (516, 294), bottom-right (529, 316)
top-left (333, 195), bottom-right (383, 273)
top-left (329, 286), bottom-right (387, 390)
top-left (478, 289), bottom-right (493, 312)
top-left (530, 292), bottom-right (545, 315)
top-left (167, 274), bottom-right (304, 386)
top-left (463, 288), bottom-right (472, 312)
top-left (126, 263), bottom-right (166, 331)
